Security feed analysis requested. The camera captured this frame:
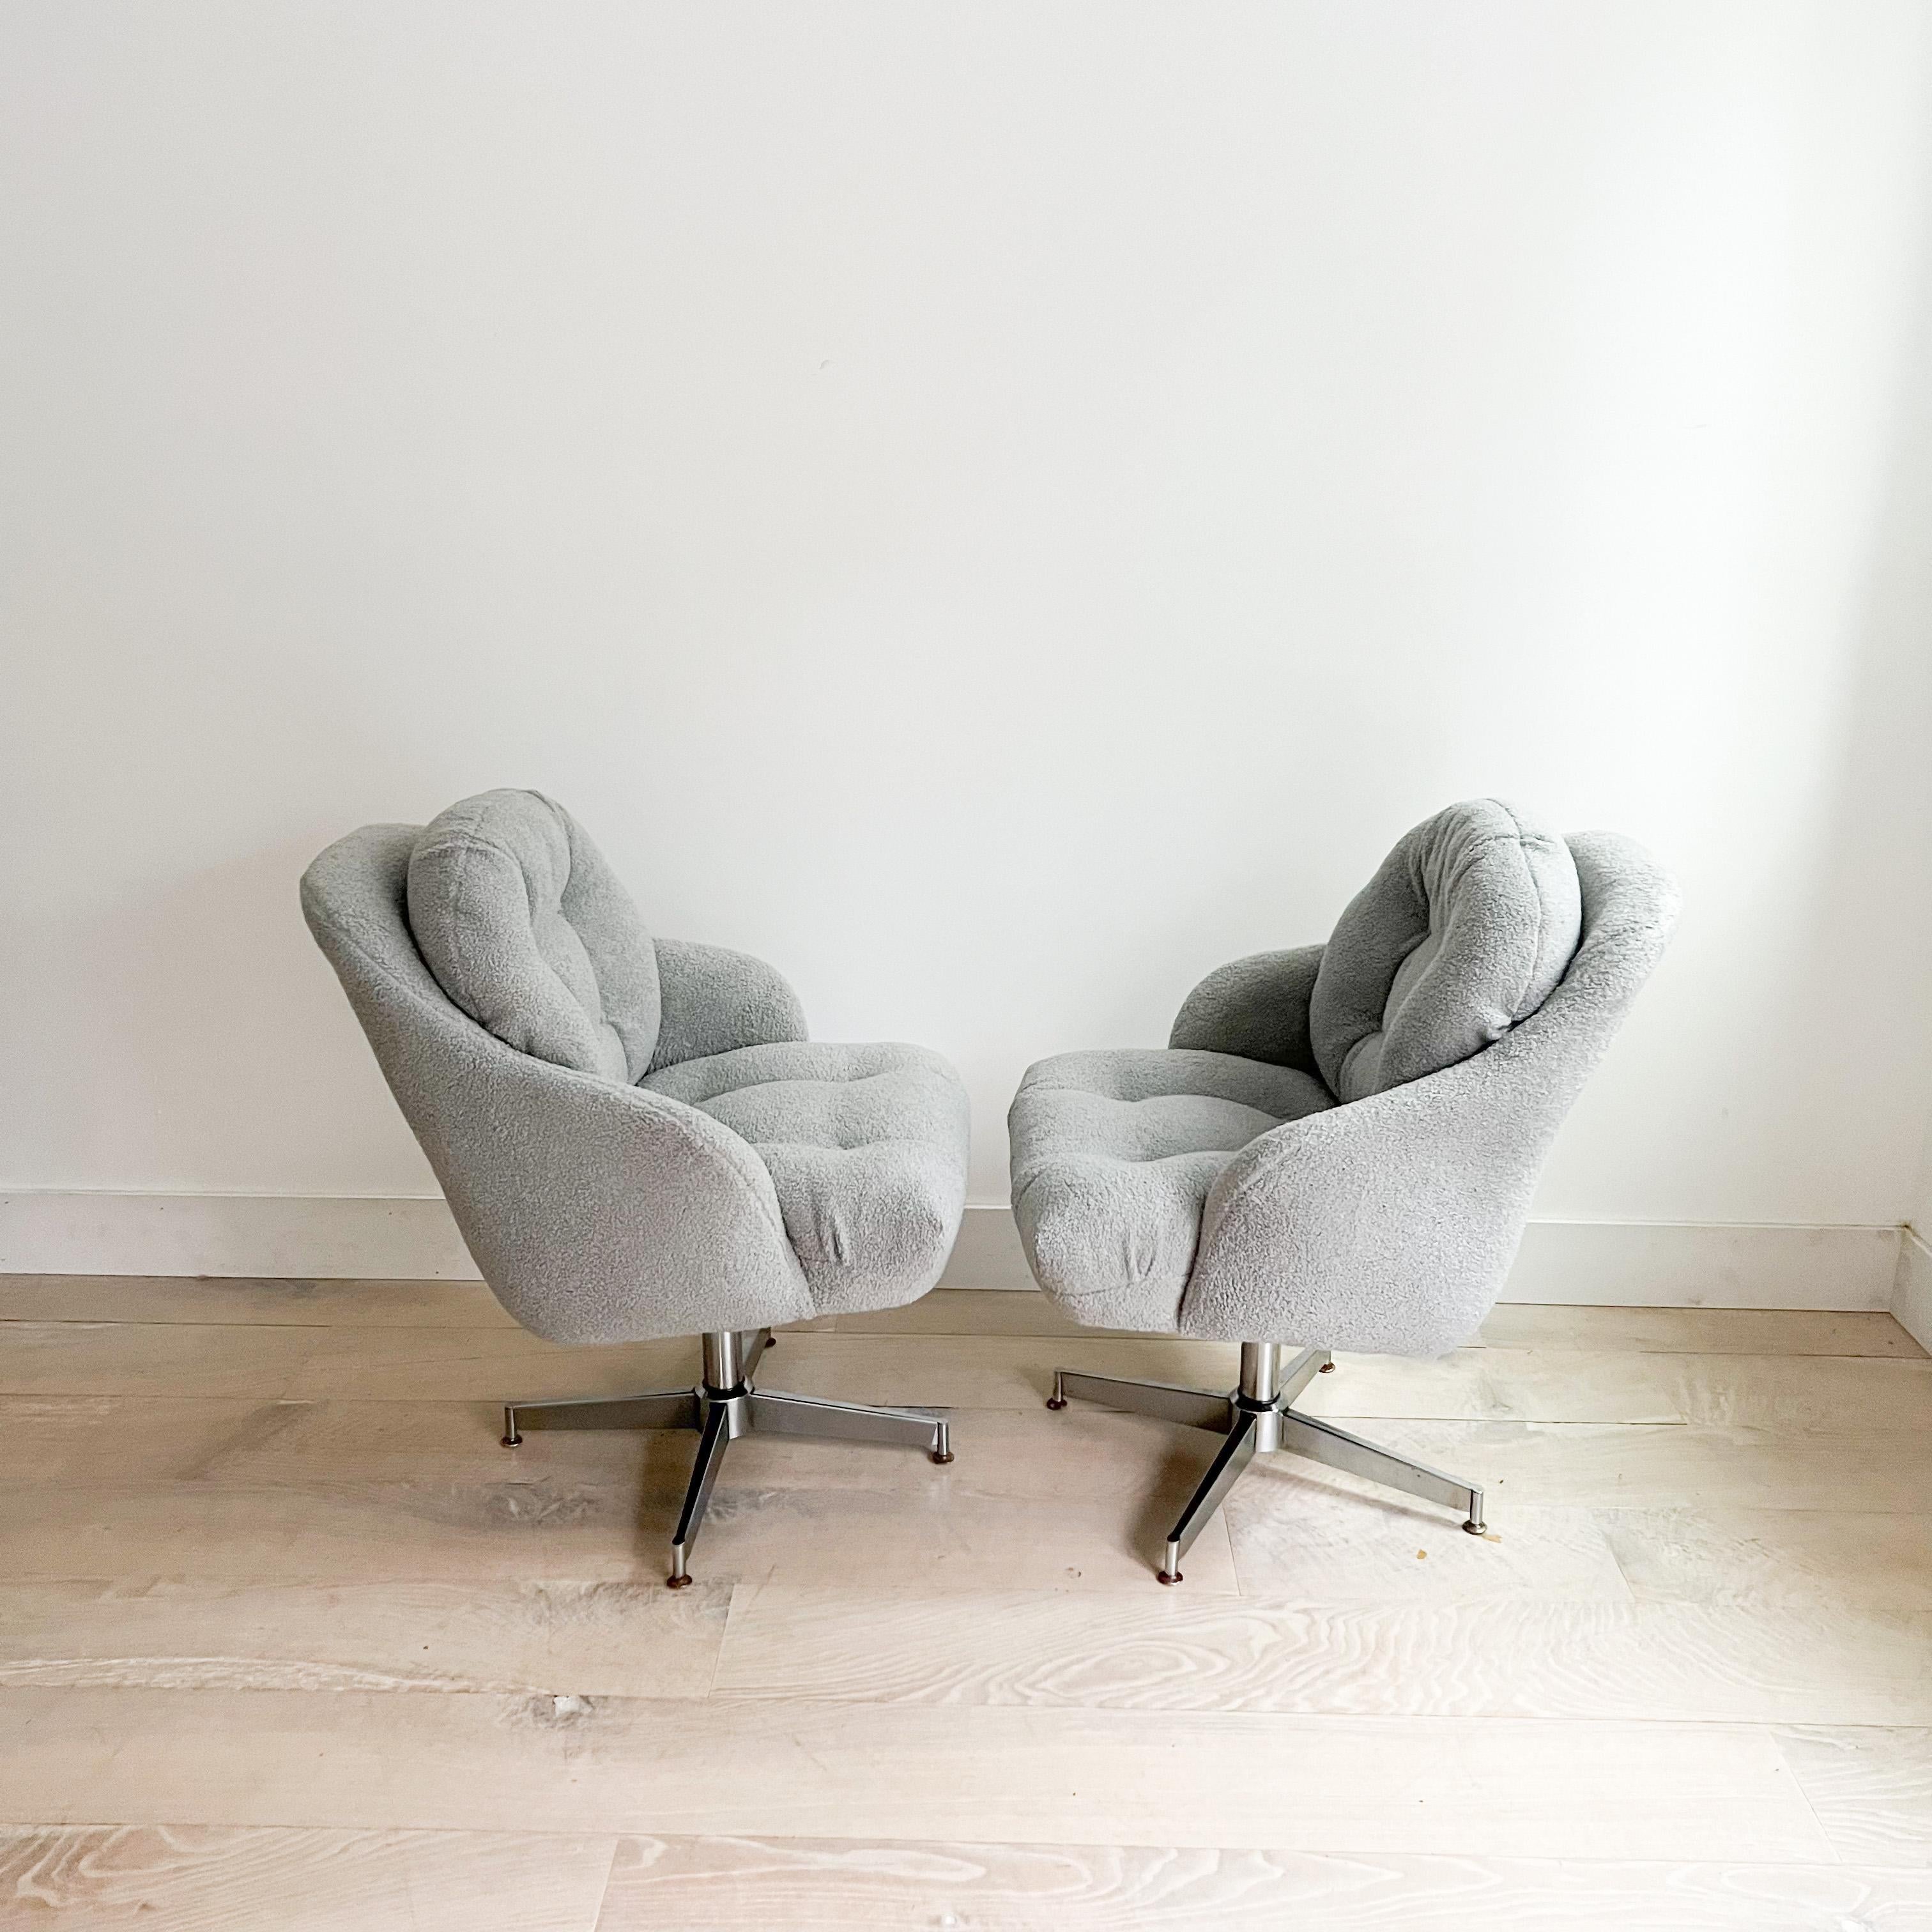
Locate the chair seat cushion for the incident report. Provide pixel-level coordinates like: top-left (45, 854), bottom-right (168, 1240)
top-left (1009, 1048), bottom-right (1334, 1333)
top-left (641, 1041), bottom-right (969, 1315)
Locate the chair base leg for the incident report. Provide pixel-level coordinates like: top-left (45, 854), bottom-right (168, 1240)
top-left (1049, 1343), bottom-right (1487, 1583)
top-left (501, 1328), bottom-right (954, 1587)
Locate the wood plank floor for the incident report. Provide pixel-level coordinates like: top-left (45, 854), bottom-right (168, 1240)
top-left (4, 1278), bottom-right (1929, 1928)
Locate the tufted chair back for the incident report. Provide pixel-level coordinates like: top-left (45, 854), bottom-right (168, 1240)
top-left (405, 789), bottom-right (661, 1084)
top-left (1308, 799), bottom-right (1583, 1103)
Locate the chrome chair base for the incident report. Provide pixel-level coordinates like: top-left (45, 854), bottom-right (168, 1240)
top-left (502, 1326), bottom-right (953, 1588)
top-left (1047, 1341), bottom-right (1486, 1584)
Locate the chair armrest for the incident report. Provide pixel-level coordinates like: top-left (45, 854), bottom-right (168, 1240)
top-left (431, 1041), bottom-right (814, 1342)
top-left (648, 939), bottom-right (809, 1072)
top-left (1169, 944), bottom-right (1325, 1077)
top-left (1184, 1035), bottom-right (1554, 1356)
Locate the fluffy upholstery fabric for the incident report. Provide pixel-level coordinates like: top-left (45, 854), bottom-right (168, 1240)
top-left (649, 938), bottom-right (809, 1071)
top-left (303, 816), bottom-right (969, 1343)
top-left (408, 790), bottom-right (661, 1083)
top-left (1007, 827), bottom-right (1677, 1354)
top-left (643, 1042), bottom-right (969, 1315)
top-left (1169, 945), bottom-right (1326, 1075)
top-left (1009, 1049), bottom-right (1334, 1335)
top-left (1309, 799), bottom-right (1581, 1103)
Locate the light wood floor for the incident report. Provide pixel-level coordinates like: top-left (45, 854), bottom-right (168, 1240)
top-left (4, 1276), bottom-right (1931, 1929)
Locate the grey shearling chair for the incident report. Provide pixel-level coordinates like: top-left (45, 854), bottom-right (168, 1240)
top-left (302, 788), bottom-right (970, 1588)
top-left (1008, 799), bottom-right (1678, 1583)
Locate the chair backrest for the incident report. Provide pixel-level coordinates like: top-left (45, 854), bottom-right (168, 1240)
top-left (406, 789), bottom-right (660, 1084)
top-left (1308, 799), bottom-right (1583, 1103)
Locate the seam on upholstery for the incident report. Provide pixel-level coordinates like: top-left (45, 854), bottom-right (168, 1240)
top-left (1111, 1148), bottom-right (1254, 1171)
top-left (1202, 1128), bottom-right (1297, 1235)
top-left (1338, 1029), bottom-right (1376, 1096)
top-left (443, 831), bottom-right (480, 999)
top-left (1010, 1168), bottom-right (1050, 1220)
top-left (418, 829), bottom-right (555, 1034)
top-left (1401, 808), bottom-right (1553, 1038)
top-left (1496, 800), bottom-right (1548, 1023)
top-left (411, 831), bottom-right (509, 861)
top-left (537, 796), bottom-right (562, 926)
top-left (1195, 1075), bottom-right (1393, 1252)
top-left (422, 818), bottom-right (597, 1052)
top-left (314, 919), bottom-right (542, 1062)
top-left (555, 803), bottom-right (611, 1036)
top-left (1453, 827), bottom-right (1532, 857)
top-left (733, 1135), bottom-right (900, 1156)
top-left (651, 1070), bottom-right (899, 1101)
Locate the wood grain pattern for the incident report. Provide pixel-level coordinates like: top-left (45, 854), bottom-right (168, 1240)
top-left (593, 1835), bottom-right (1932, 1930)
top-left (17, 1314), bottom-right (1931, 1427)
top-left (0, 1577), bottom-right (728, 1697)
top-left (1596, 1506), bottom-right (1932, 1609)
top-left (1312, 1350), bottom-right (1932, 1431)
top-left (7, 1395), bottom-right (267, 1486)
top-left (1224, 1487), bottom-right (1631, 1602)
top-left (1473, 1302), bottom-right (1926, 1357)
top-left (0, 1687), bottom-right (1834, 1860)
top-left (288, 1329), bottom-right (694, 1403)
top-left (6, 1273), bottom-right (1928, 1920)
top-left (0, 1273), bottom-right (520, 1328)
top-left (7, 1394), bottom-right (654, 1491)
top-left (711, 1582), bottom-right (1932, 1723)
top-left (1, 1322), bottom-right (322, 1399)
top-left (1777, 1726), bottom-right (1932, 1867)
top-left (15, 1278), bottom-right (1917, 1356)
top-left (9, 1389), bottom-right (1283, 1512)
top-left (0, 1825), bottom-right (614, 1930)
top-left (0, 1476), bottom-right (1239, 1595)
top-left (0, 1321), bottom-right (694, 1402)
top-left (1269, 1418), bottom-right (1932, 1512)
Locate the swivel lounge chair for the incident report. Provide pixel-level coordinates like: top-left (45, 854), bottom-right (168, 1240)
top-left (1008, 799), bottom-right (1677, 1583)
top-left (302, 788), bottom-right (970, 1587)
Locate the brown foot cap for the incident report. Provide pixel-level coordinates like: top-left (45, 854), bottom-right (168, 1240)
top-left (1156, 1568), bottom-right (1183, 1586)
top-left (1045, 1396), bottom-right (1069, 1410)
top-left (500, 1434), bottom-right (521, 1448)
top-left (665, 1572), bottom-right (693, 1590)
top-left (1317, 1361), bottom-right (1337, 1373)
top-left (930, 1448), bottom-right (954, 1465)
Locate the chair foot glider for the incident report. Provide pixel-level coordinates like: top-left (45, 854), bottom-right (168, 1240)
top-left (1045, 1342), bottom-right (1482, 1584)
top-left (503, 1326), bottom-right (952, 1587)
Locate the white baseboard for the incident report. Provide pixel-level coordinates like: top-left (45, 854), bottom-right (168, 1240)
top-left (0, 1191), bottom-right (478, 1282)
top-left (1892, 1225), bottom-right (1932, 1350)
top-left (939, 1211), bottom-right (1901, 1312)
top-left (0, 1190), bottom-right (1906, 1312)
top-left (1501, 1218), bottom-right (1898, 1311)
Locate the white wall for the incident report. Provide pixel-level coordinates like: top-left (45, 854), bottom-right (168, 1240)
top-left (4, 1), bottom-right (1931, 1227)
